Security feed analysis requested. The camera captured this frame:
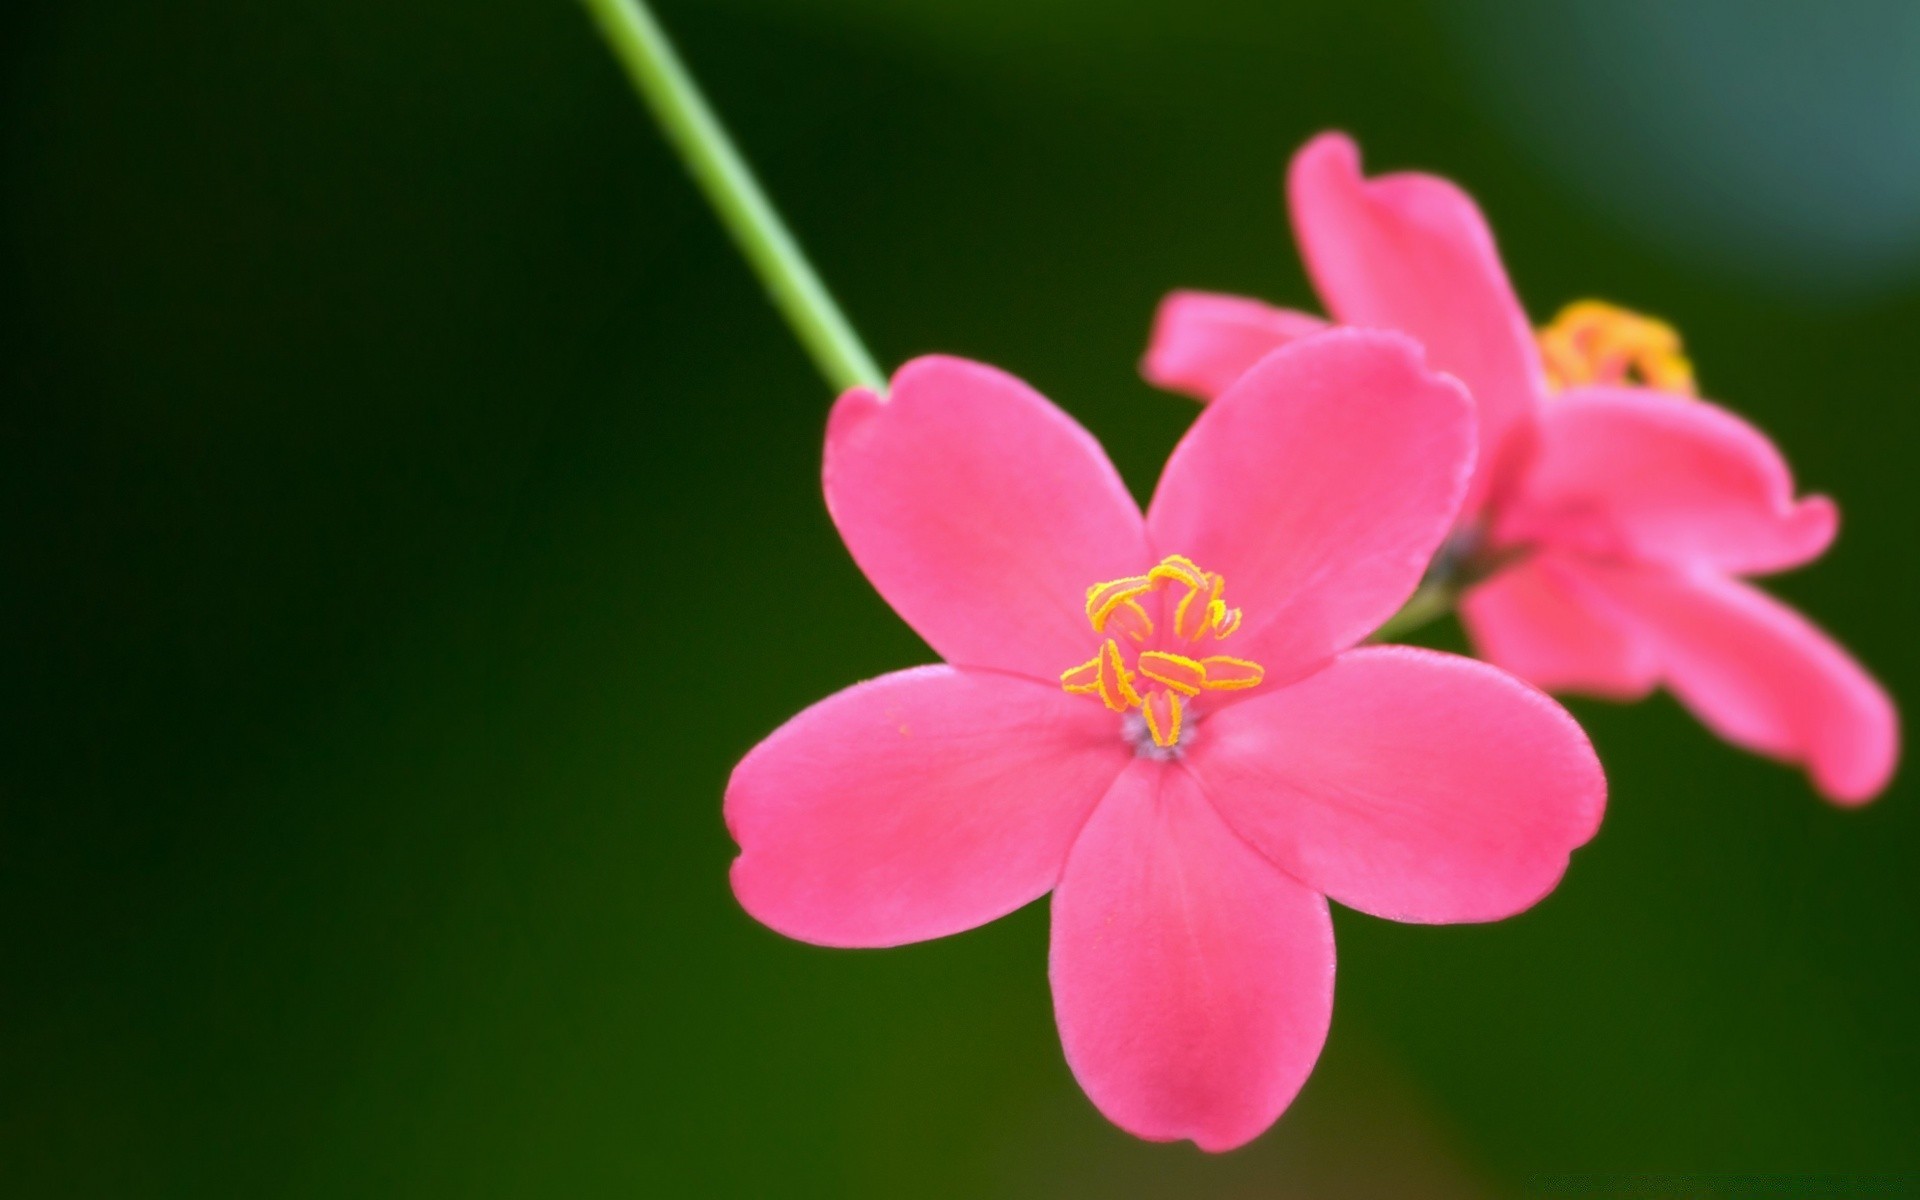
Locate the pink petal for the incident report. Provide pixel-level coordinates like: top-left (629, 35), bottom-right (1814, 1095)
top-left (1459, 553), bottom-right (1659, 700)
top-left (1141, 290), bottom-right (1328, 401)
top-left (1194, 646), bottom-right (1605, 925)
top-left (826, 356), bottom-right (1151, 680)
top-left (727, 666), bottom-right (1129, 947)
top-left (1289, 132), bottom-right (1543, 513)
top-left (1579, 565), bottom-right (1899, 805)
top-left (1148, 328), bottom-right (1474, 685)
top-left (1050, 761), bottom-right (1335, 1151)
top-left (1509, 387), bottom-right (1839, 575)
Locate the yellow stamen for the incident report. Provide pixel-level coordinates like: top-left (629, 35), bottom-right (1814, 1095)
top-left (1060, 656), bottom-right (1102, 695)
top-left (1147, 555), bottom-right (1208, 590)
top-left (1537, 299), bottom-right (1696, 396)
top-left (1094, 637), bottom-right (1142, 712)
top-left (1203, 574), bottom-right (1240, 641)
top-left (1106, 598), bottom-right (1154, 643)
top-left (1198, 656), bottom-right (1265, 690)
top-left (1142, 690), bottom-right (1183, 749)
top-left (1085, 575), bottom-right (1155, 636)
top-left (1138, 651), bottom-right (1207, 697)
top-left (1060, 555), bottom-right (1267, 745)
top-left (1171, 580), bottom-right (1206, 640)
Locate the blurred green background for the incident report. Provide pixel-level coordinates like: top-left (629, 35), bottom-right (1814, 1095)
top-left (4, 0), bottom-right (1916, 1195)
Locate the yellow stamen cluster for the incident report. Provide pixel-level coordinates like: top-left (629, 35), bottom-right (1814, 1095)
top-left (1060, 555), bottom-right (1265, 750)
top-left (1538, 300), bottom-right (1696, 396)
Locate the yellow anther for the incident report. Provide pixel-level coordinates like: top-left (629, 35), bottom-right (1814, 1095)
top-left (1538, 299), bottom-right (1696, 396)
top-left (1106, 598), bottom-right (1155, 643)
top-left (1094, 638), bottom-right (1142, 712)
top-left (1142, 690), bottom-right (1183, 749)
top-left (1147, 555), bottom-right (1209, 591)
top-left (1198, 656), bottom-right (1264, 690)
top-left (1138, 651), bottom-right (1207, 697)
top-left (1171, 581), bottom-right (1204, 641)
top-left (1063, 555), bottom-right (1266, 741)
top-left (1203, 574), bottom-right (1240, 641)
top-left (1170, 570), bottom-right (1239, 643)
top-left (1085, 575), bottom-right (1155, 635)
top-left (1060, 655), bottom-right (1102, 695)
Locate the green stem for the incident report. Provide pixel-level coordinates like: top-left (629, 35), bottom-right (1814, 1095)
top-left (1369, 582), bottom-right (1455, 643)
top-left (583, 0), bottom-right (885, 394)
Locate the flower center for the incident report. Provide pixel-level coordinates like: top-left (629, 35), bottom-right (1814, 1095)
top-left (1537, 300), bottom-right (1696, 396)
top-left (1058, 554), bottom-right (1265, 754)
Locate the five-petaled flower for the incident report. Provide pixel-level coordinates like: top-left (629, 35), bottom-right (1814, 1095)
top-left (1145, 132), bottom-right (1899, 804)
top-left (725, 332), bottom-right (1605, 1150)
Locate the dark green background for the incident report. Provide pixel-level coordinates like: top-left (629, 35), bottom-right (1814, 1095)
top-left (4, 1), bottom-right (1915, 1195)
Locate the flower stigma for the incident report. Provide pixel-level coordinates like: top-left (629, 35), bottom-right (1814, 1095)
top-left (1059, 555), bottom-right (1265, 755)
top-left (1537, 300), bottom-right (1696, 396)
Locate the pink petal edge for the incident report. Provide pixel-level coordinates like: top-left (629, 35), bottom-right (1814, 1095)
top-left (1289, 131), bottom-right (1544, 514)
top-left (1148, 327), bottom-right (1475, 686)
top-left (1459, 552), bottom-right (1661, 700)
top-left (1050, 761), bottom-right (1336, 1151)
top-left (1141, 290), bottom-right (1328, 401)
top-left (1577, 564), bottom-right (1899, 805)
top-left (727, 665), bottom-right (1129, 947)
top-left (1508, 386), bottom-right (1838, 576)
top-left (1194, 645), bottom-right (1606, 925)
top-left (826, 356), bottom-right (1151, 682)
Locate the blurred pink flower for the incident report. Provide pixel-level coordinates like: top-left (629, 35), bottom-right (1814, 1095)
top-left (1144, 132), bottom-right (1898, 804)
top-left (726, 333), bottom-right (1605, 1150)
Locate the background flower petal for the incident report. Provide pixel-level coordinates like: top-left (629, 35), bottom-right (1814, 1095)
top-left (727, 666), bottom-right (1128, 948)
top-left (1140, 290), bottom-right (1327, 400)
top-left (1194, 646), bottom-right (1606, 925)
top-left (1580, 565), bottom-right (1899, 804)
top-left (1460, 553), bottom-right (1660, 699)
top-left (1289, 131), bottom-right (1544, 512)
top-left (1049, 761), bottom-right (1335, 1152)
top-left (1147, 329), bottom-right (1474, 685)
top-left (1510, 387), bottom-right (1838, 575)
top-left (826, 356), bottom-right (1151, 680)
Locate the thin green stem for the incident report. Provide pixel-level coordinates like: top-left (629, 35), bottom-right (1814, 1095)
top-left (583, 0), bottom-right (885, 394)
top-left (1369, 581), bottom-right (1455, 643)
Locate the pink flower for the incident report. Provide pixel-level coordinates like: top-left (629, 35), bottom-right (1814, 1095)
top-left (1144, 132), bottom-right (1899, 805)
top-left (726, 333), bottom-right (1605, 1150)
